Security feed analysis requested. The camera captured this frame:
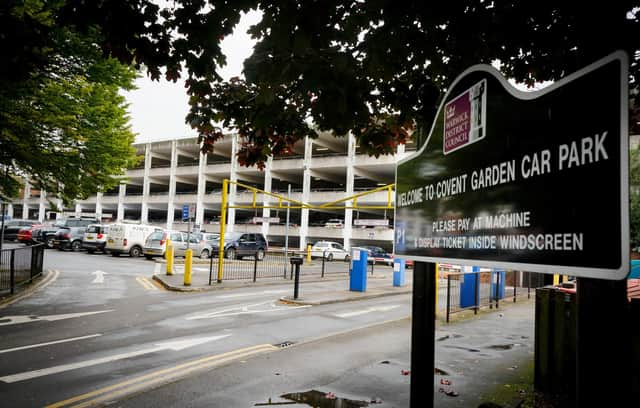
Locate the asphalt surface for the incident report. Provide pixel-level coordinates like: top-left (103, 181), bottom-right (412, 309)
top-left (2, 259), bottom-right (536, 408)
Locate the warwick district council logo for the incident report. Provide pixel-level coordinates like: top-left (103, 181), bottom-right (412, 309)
top-left (444, 79), bottom-right (487, 154)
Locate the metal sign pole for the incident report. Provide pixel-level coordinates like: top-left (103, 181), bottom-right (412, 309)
top-left (284, 184), bottom-right (291, 273)
top-left (0, 201), bottom-right (5, 252)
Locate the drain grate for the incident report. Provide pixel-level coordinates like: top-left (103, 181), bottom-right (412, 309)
top-left (274, 341), bottom-right (295, 348)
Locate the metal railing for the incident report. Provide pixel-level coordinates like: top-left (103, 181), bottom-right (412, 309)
top-left (207, 249), bottom-right (365, 283)
top-left (443, 269), bottom-right (543, 322)
top-left (0, 244), bottom-right (45, 294)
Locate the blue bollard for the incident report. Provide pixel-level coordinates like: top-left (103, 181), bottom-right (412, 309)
top-left (393, 259), bottom-right (406, 286)
top-left (349, 249), bottom-right (368, 292)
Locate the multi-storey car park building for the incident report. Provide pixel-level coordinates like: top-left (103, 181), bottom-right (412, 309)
top-left (7, 132), bottom-right (417, 251)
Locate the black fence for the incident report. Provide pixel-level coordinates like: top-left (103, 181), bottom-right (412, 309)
top-left (444, 269), bottom-right (545, 322)
top-left (0, 244), bottom-right (45, 294)
top-left (206, 249), bottom-right (375, 284)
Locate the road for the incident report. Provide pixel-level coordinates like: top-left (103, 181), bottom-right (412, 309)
top-left (0, 250), bottom-right (413, 407)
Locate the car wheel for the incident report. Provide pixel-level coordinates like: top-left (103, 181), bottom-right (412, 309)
top-left (71, 241), bottom-right (82, 252)
top-left (326, 253), bottom-right (334, 262)
top-left (344, 255), bottom-right (351, 262)
top-left (256, 249), bottom-right (265, 261)
top-left (225, 248), bottom-right (236, 260)
top-left (129, 246), bottom-right (142, 257)
top-left (46, 238), bottom-right (55, 249)
top-left (200, 249), bottom-right (209, 259)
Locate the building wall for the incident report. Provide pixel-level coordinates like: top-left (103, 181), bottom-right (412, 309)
top-left (12, 133), bottom-right (418, 251)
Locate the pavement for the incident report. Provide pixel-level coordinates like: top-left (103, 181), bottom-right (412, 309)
top-left (2, 262), bottom-right (537, 408)
top-left (151, 260), bottom-right (413, 305)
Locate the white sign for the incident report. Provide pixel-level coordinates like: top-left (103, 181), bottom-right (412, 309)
top-left (352, 250), bottom-right (360, 261)
top-left (354, 219), bottom-right (389, 226)
top-left (252, 217), bottom-right (280, 224)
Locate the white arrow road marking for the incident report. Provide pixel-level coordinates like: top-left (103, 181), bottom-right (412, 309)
top-left (187, 301), bottom-right (310, 320)
top-left (91, 270), bottom-right (108, 284)
top-left (0, 335), bottom-right (230, 383)
top-left (217, 289), bottom-right (289, 299)
top-left (0, 334), bottom-right (102, 354)
top-left (0, 310), bottom-right (114, 327)
top-left (334, 305), bottom-right (401, 318)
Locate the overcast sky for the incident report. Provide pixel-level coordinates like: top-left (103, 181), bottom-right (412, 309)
top-left (123, 10), bottom-right (262, 144)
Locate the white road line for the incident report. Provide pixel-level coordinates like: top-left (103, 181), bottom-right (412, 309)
top-left (187, 301), bottom-right (310, 320)
top-left (218, 289), bottom-right (289, 299)
top-left (334, 305), bottom-right (401, 318)
top-left (0, 310), bottom-right (114, 327)
top-left (0, 335), bottom-right (230, 383)
top-left (0, 334), bottom-right (102, 354)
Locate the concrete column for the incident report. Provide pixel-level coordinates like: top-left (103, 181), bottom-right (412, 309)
top-left (262, 157), bottom-right (273, 237)
top-left (299, 136), bottom-right (313, 249)
top-left (7, 204), bottom-right (13, 218)
top-left (117, 183), bottom-right (126, 221)
top-left (343, 133), bottom-right (356, 250)
top-left (74, 203), bottom-right (82, 218)
top-left (22, 179), bottom-right (30, 219)
top-left (166, 140), bottom-right (177, 229)
top-left (38, 191), bottom-right (46, 222)
top-left (95, 192), bottom-right (103, 220)
top-left (227, 135), bottom-right (238, 231)
top-left (55, 198), bottom-right (62, 220)
top-left (141, 143), bottom-right (151, 223)
top-left (196, 149), bottom-right (207, 226)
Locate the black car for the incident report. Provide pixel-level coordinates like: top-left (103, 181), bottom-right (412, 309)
top-left (1, 219), bottom-right (33, 241)
top-left (211, 232), bottom-right (268, 260)
top-left (33, 225), bottom-right (62, 248)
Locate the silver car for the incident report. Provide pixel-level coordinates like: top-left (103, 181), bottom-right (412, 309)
top-left (143, 230), bottom-right (212, 259)
top-left (82, 224), bottom-right (110, 254)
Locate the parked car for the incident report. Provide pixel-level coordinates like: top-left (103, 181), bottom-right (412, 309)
top-left (82, 224), bottom-right (110, 253)
top-left (1, 219), bottom-right (33, 241)
top-left (209, 232), bottom-right (268, 260)
top-left (143, 230), bottom-right (212, 259)
top-left (106, 223), bottom-right (160, 257)
top-left (17, 224), bottom-right (45, 245)
top-left (324, 219), bottom-right (344, 228)
top-left (310, 241), bottom-right (351, 261)
top-left (53, 226), bottom-right (88, 251)
top-left (354, 246), bottom-right (394, 266)
top-left (33, 224), bottom-right (63, 248)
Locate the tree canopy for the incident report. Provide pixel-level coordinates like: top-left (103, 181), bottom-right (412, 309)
top-left (1, 1), bottom-right (139, 204)
top-left (3, 1), bottom-right (640, 176)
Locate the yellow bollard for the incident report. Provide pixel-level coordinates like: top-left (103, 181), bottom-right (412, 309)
top-left (166, 239), bottom-right (174, 275)
top-left (553, 273), bottom-right (559, 286)
top-left (184, 249), bottom-right (192, 286)
top-left (306, 244), bottom-right (312, 264)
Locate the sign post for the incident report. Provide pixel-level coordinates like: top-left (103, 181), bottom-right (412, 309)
top-left (395, 51), bottom-right (629, 406)
top-left (396, 51), bottom-right (628, 279)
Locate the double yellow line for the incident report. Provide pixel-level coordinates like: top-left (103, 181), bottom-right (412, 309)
top-left (136, 276), bottom-right (160, 291)
top-left (46, 344), bottom-right (277, 408)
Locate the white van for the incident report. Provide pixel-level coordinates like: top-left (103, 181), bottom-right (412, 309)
top-left (106, 223), bottom-right (161, 257)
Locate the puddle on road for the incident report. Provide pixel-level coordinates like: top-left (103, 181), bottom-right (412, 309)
top-left (279, 390), bottom-right (369, 407)
top-left (487, 343), bottom-right (515, 350)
